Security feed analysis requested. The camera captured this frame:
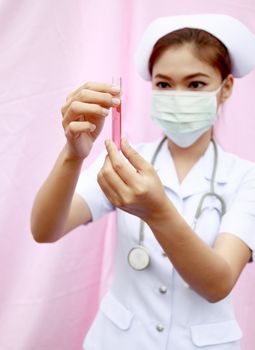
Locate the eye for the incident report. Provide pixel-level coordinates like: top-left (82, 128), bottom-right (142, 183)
top-left (156, 81), bottom-right (171, 89)
top-left (189, 81), bottom-right (206, 89)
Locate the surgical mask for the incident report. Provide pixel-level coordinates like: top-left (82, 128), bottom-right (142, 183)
top-left (150, 81), bottom-right (225, 148)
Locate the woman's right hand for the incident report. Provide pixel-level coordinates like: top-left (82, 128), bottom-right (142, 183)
top-left (61, 82), bottom-right (121, 160)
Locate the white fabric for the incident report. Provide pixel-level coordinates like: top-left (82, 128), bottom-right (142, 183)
top-left (134, 14), bottom-right (255, 80)
top-left (75, 139), bottom-right (255, 349)
top-left (150, 84), bottom-right (223, 147)
top-left (76, 151), bottom-right (114, 220)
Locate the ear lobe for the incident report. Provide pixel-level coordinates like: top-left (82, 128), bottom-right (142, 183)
top-left (220, 91), bottom-right (229, 103)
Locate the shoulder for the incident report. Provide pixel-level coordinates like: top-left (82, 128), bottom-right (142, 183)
top-left (217, 143), bottom-right (255, 183)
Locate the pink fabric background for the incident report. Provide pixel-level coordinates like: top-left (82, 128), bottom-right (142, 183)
top-left (0, 0), bottom-right (254, 349)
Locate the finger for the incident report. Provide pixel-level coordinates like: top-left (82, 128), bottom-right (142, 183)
top-left (105, 140), bottom-right (139, 186)
top-left (66, 82), bottom-right (121, 102)
top-left (62, 89), bottom-right (120, 118)
top-left (97, 174), bottom-right (119, 207)
top-left (62, 101), bottom-right (109, 126)
top-left (97, 156), bottom-right (129, 205)
top-left (65, 121), bottom-right (96, 138)
top-left (72, 89), bottom-right (120, 109)
top-left (120, 138), bottom-right (151, 173)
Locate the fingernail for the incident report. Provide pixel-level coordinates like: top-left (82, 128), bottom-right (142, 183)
top-left (90, 124), bottom-right (96, 132)
top-left (105, 139), bottom-right (110, 147)
top-left (111, 85), bottom-right (121, 92)
top-left (112, 98), bottom-right (121, 106)
top-left (102, 108), bottom-right (109, 116)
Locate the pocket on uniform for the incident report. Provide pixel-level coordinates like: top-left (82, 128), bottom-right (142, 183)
top-left (100, 291), bottom-right (134, 330)
top-left (190, 320), bottom-right (242, 347)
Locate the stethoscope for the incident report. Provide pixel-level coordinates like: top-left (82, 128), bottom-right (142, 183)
top-left (127, 137), bottom-right (226, 271)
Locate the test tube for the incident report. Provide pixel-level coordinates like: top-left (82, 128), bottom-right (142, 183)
top-left (112, 77), bottom-right (122, 149)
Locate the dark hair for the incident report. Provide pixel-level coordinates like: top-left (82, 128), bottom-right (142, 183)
top-left (148, 28), bottom-right (232, 80)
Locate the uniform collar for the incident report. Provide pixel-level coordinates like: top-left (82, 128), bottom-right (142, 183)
top-left (153, 139), bottom-right (228, 199)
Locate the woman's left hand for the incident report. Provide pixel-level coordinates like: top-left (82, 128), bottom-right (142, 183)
top-left (97, 138), bottom-right (171, 223)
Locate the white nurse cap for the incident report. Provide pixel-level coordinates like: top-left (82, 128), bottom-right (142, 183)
top-left (134, 14), bottom-right (255, 80)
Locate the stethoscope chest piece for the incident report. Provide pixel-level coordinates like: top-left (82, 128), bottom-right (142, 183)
top-left (128, 246), bottom-right (150, 271)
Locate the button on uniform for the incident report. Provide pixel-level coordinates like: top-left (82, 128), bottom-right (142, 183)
top-left (159, 286), bottom-right (167, 294)
top-left (156, 324), bottom-right (164, 332)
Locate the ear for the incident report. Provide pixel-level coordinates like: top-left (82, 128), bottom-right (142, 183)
top-left (220, 74), bottom-right (234, 103)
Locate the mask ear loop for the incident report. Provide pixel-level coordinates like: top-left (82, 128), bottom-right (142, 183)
top-left (214, 78), bottom-right (227, 122)
top-left (217, 79), bottom-right (227, 93)
top-left (192, 139), bottom-right (226, 230)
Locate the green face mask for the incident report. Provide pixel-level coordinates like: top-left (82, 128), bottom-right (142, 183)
top-left (150, 81), bottom-right (225, 148)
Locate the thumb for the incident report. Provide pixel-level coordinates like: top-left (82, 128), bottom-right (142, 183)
top-left (120, 138), bottom-right (150, 172)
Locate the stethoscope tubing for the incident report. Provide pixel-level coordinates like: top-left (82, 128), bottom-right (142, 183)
top-left (137, 137), bottom-right (226, 246)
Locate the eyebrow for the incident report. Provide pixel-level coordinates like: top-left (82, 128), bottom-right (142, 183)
top-left (154, 73), bottom-right (210, 80)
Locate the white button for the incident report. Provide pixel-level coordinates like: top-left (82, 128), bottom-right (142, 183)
top-left (159, 286), bottom-right (167, 294)
top-left (156, 324), bottom-right (164, 332)
top-left (161, 251), bottom-right (167, 256)
top-left (183, 282), bottom-right (190, 289)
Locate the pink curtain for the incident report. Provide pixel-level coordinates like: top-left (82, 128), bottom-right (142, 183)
top-left (0, 1), bottom-right (254, 349)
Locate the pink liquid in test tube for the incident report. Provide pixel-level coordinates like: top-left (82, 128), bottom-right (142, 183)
top-left (112, 77), bottom-right (121, 149)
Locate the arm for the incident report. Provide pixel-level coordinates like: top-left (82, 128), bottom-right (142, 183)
top-left (147, 209), bottom-right (251, 302)
top-left (97, 139), bottom-right (251, 302)
top-left (31, 145), bottom-right (91, 243)
top-left (31, 82), bottom-right (121, 243)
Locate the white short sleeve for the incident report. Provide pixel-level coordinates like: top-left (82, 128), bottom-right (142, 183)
top-left (75, 151), bottom-right (115, 221)
top-left (219, 166), bottom-right (255, 260)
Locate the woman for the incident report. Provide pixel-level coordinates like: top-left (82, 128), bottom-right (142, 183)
top-left (31, 14), bottom-right (255, 349)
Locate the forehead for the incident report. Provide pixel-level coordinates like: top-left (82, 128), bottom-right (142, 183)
top-left (152, 44), bottom-right (221, 79)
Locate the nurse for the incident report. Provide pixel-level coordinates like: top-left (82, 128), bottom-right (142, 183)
top-left (31, 14), bottom-right (255, 349)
